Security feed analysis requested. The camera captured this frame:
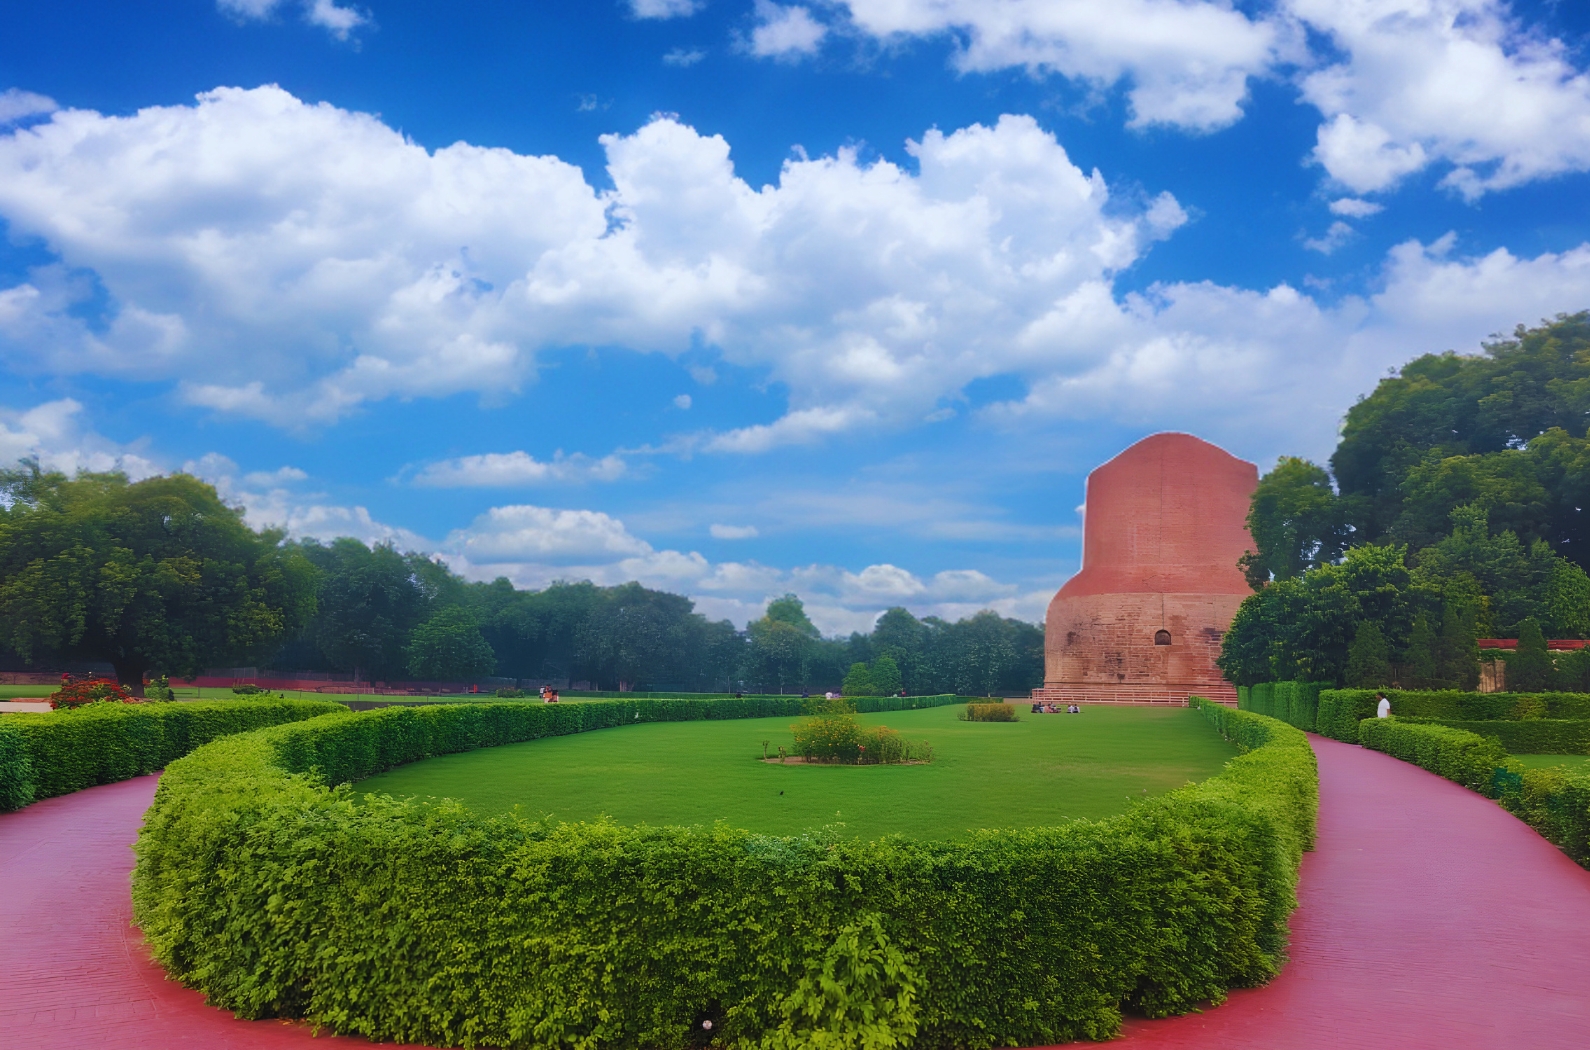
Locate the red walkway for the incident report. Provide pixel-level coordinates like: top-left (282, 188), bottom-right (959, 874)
top-left (3, 737), bottom-right (1588, 1049)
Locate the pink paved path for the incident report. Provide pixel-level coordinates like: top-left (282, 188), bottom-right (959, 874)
top-left (3, 737), bottom-right (1589, 1049)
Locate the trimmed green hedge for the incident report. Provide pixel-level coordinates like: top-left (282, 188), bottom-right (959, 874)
top-left (1238, 682), bottom-right (1327, 732)
top-left (560, 690), bottom-right (985, 704)
top-left (1400, 717), bottom-right (1590, 755)
top-left (1316, 688), bottom-right (1590, 742)
top-left (0, 719), bottom-right (33, 811)
top-left (1504, 764), bottom-right (1590, 866)
top-left (0, 698), bottom-right (344, 810)
top-left (132, 696), bottom-right (1316, 1049)
top-left (1357, 718), bottom-right (1590, 868)
top-left (1357, 718), bottom-right (1513, 793)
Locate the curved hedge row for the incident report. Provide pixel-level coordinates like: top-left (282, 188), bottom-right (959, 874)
top-left (0, 698), bottom-right (344, 811)
top-left (1317, 689), bottom-right (1590, 741)
top-left (1358, 718), bottom-right (1590, 868)
top-left (131, 696), bottom-right (1316, 1049)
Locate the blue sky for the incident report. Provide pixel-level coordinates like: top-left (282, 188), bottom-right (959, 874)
top-left (3, 0), bottom-right (1590, 634)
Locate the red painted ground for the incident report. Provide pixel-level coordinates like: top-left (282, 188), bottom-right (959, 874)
top-left (3, 736), bottom-right (1588, 1049)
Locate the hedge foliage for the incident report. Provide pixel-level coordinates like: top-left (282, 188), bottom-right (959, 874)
top-left (0, 718), bottom-right (34, 811)
top-left (1315, 688), bottom-right (1590, 742)
top-left (1237, 682), bottom-right (1327, 732)
top-left (560, 690), bottom-right (983, 704)
top-left (1357, 718), bottom-right (1512, 793)
top-left (1357, 718), bottom-right (1590, 868)
top-left (0, 698), bottom-right (344, 810)
top-left (132, 697), bottom-right (1317, 1049)
top-left (1400, 717), bottom-right (1590, 755)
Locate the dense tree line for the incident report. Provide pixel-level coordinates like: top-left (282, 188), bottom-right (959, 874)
top-left (1221, 313), bottom-right (1590, 688)
top-left (0, 461), bottom-right (1044, 695)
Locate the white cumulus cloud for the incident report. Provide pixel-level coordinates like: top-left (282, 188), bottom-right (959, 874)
top-left (836, 0), bottom-right (1289, 131)
top-left (630, 0), bottom-right (702, 18)
top-left (218, 0), bottom-right (369, 39)
top-left (748, 2), bottom-right (828, 59)
top-left (1296, 0), bottom-right (1590, 198)
top-left (0, 89), bottom-right (56, 124)
top-left (411, 450), bottom-right (628, 487)
top-left (1, 86), bottom-right (1588, 464)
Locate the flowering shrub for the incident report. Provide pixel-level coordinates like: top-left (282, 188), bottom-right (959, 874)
top-left (789, 698), bottom-right (931, 764)
top-left (50, 677), bottom-right (140, 710)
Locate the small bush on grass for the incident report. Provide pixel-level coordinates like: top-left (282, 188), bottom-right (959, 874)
top-left (790, 697), bottom-right (930, 764)
top-left (495, 686), bottom-right (524, 698)
top-left (231, 683), bottom-right (265, 695)
top-left (131, 698), bottom-right (1317, 1049)
top-left (959, 702), bottom-right (1018, 722)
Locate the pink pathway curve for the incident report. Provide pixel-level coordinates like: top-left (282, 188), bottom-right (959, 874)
top-left (3, 737), bottom-right (1589, 1049)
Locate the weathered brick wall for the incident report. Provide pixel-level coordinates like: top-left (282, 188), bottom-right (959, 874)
top-left (1043, 432), bottom-right (1256, 705)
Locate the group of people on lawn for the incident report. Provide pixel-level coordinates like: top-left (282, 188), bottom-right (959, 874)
top-left (1031, 701), bottom-right (1082, 714)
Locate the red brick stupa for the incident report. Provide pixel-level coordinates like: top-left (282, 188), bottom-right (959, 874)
top-left (1037, 432), bottom-right (1257, 706)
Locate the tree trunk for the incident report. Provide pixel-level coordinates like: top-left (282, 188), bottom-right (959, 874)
top-left (112, 658), bottom-right (147, 697)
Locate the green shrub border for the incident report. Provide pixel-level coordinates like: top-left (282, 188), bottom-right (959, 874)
top-left (1238, 682), bottom-right (1328, 733)
top-left (1399, 717), bottom-right (1590, 755)
top-left (0, 698), bottom-right (344, 810)
top-left (1316, 688), bottom-right (1590, 742)
top-left (1357, 718), bottom-right (1590, 868)
top-left (131, 696), bottom-right (1316, 1050)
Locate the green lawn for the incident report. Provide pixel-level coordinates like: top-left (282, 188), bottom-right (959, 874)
top-left (0, 685), bottom-right (54, 700)
top-left (1514, 753), bottom-right (1590, 770)
top-left (355, 705), bottom-right (1239, 840)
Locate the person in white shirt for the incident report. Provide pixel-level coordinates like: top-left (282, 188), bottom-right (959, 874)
top-left (1375, 693), bottom-right (1391, 718)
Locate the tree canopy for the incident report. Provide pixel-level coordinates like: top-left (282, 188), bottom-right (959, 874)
top-left (0, 463), bottom-right (317, 691)
top-left (0, 466), bottom-right (1048, 697)
top-left (1224, 313), bottom-right (1590, 688)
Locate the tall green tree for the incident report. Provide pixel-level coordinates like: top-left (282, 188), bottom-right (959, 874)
top-left (1345, 621), bottom-right (1392, 688)
top-left (1511, 616), bottom-right (1553, 692)
top-left (404, 606), bottom-right (496, 681)
top-left (293, 538), bottom-right (432, 682)
top-left (1239, 457), bottom-right (1356, 588)
top-left (1436, 601), bottom-right (1481, 690)
top-left (0, 464), bottom-right (317, 692)
top-left (869, 654), bottom-right (903, 695)
top-left (1403, 610), bottom-right (1438, 688)
top-left (1331, 312), bottom-right (1590, 554)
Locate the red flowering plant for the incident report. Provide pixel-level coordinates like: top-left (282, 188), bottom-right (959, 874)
top-left (49, 676), bottom-right (141, 710)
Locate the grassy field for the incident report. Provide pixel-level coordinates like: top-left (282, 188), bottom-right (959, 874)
top-left (1514, 754), bottom-right (1590, 770)
top-left (0, 685), bottom-right (57, 700)
top-left (355, 705), bottom-right (1238, 840)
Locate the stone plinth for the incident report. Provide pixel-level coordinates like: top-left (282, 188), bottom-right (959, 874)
top-left (1038, 432), bottom-right (1257, 706)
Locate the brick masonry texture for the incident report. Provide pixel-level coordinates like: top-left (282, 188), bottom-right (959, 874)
top-left (1040, 432), bottom-right (1257, 705)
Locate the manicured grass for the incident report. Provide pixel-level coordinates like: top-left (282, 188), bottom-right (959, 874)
top-left (355, 705), bottom-right (1239, 840)
top-left (0, 685), bottom-right (56, 700)
top-left (1514, 753), bottom-right (1590, 770)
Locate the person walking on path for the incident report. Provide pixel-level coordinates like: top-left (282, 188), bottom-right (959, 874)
top-left (1376, 692), bottom-right (1391, 718)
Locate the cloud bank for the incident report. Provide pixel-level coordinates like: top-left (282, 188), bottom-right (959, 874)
top-left (0, 85), bottom-right (1586, 464)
